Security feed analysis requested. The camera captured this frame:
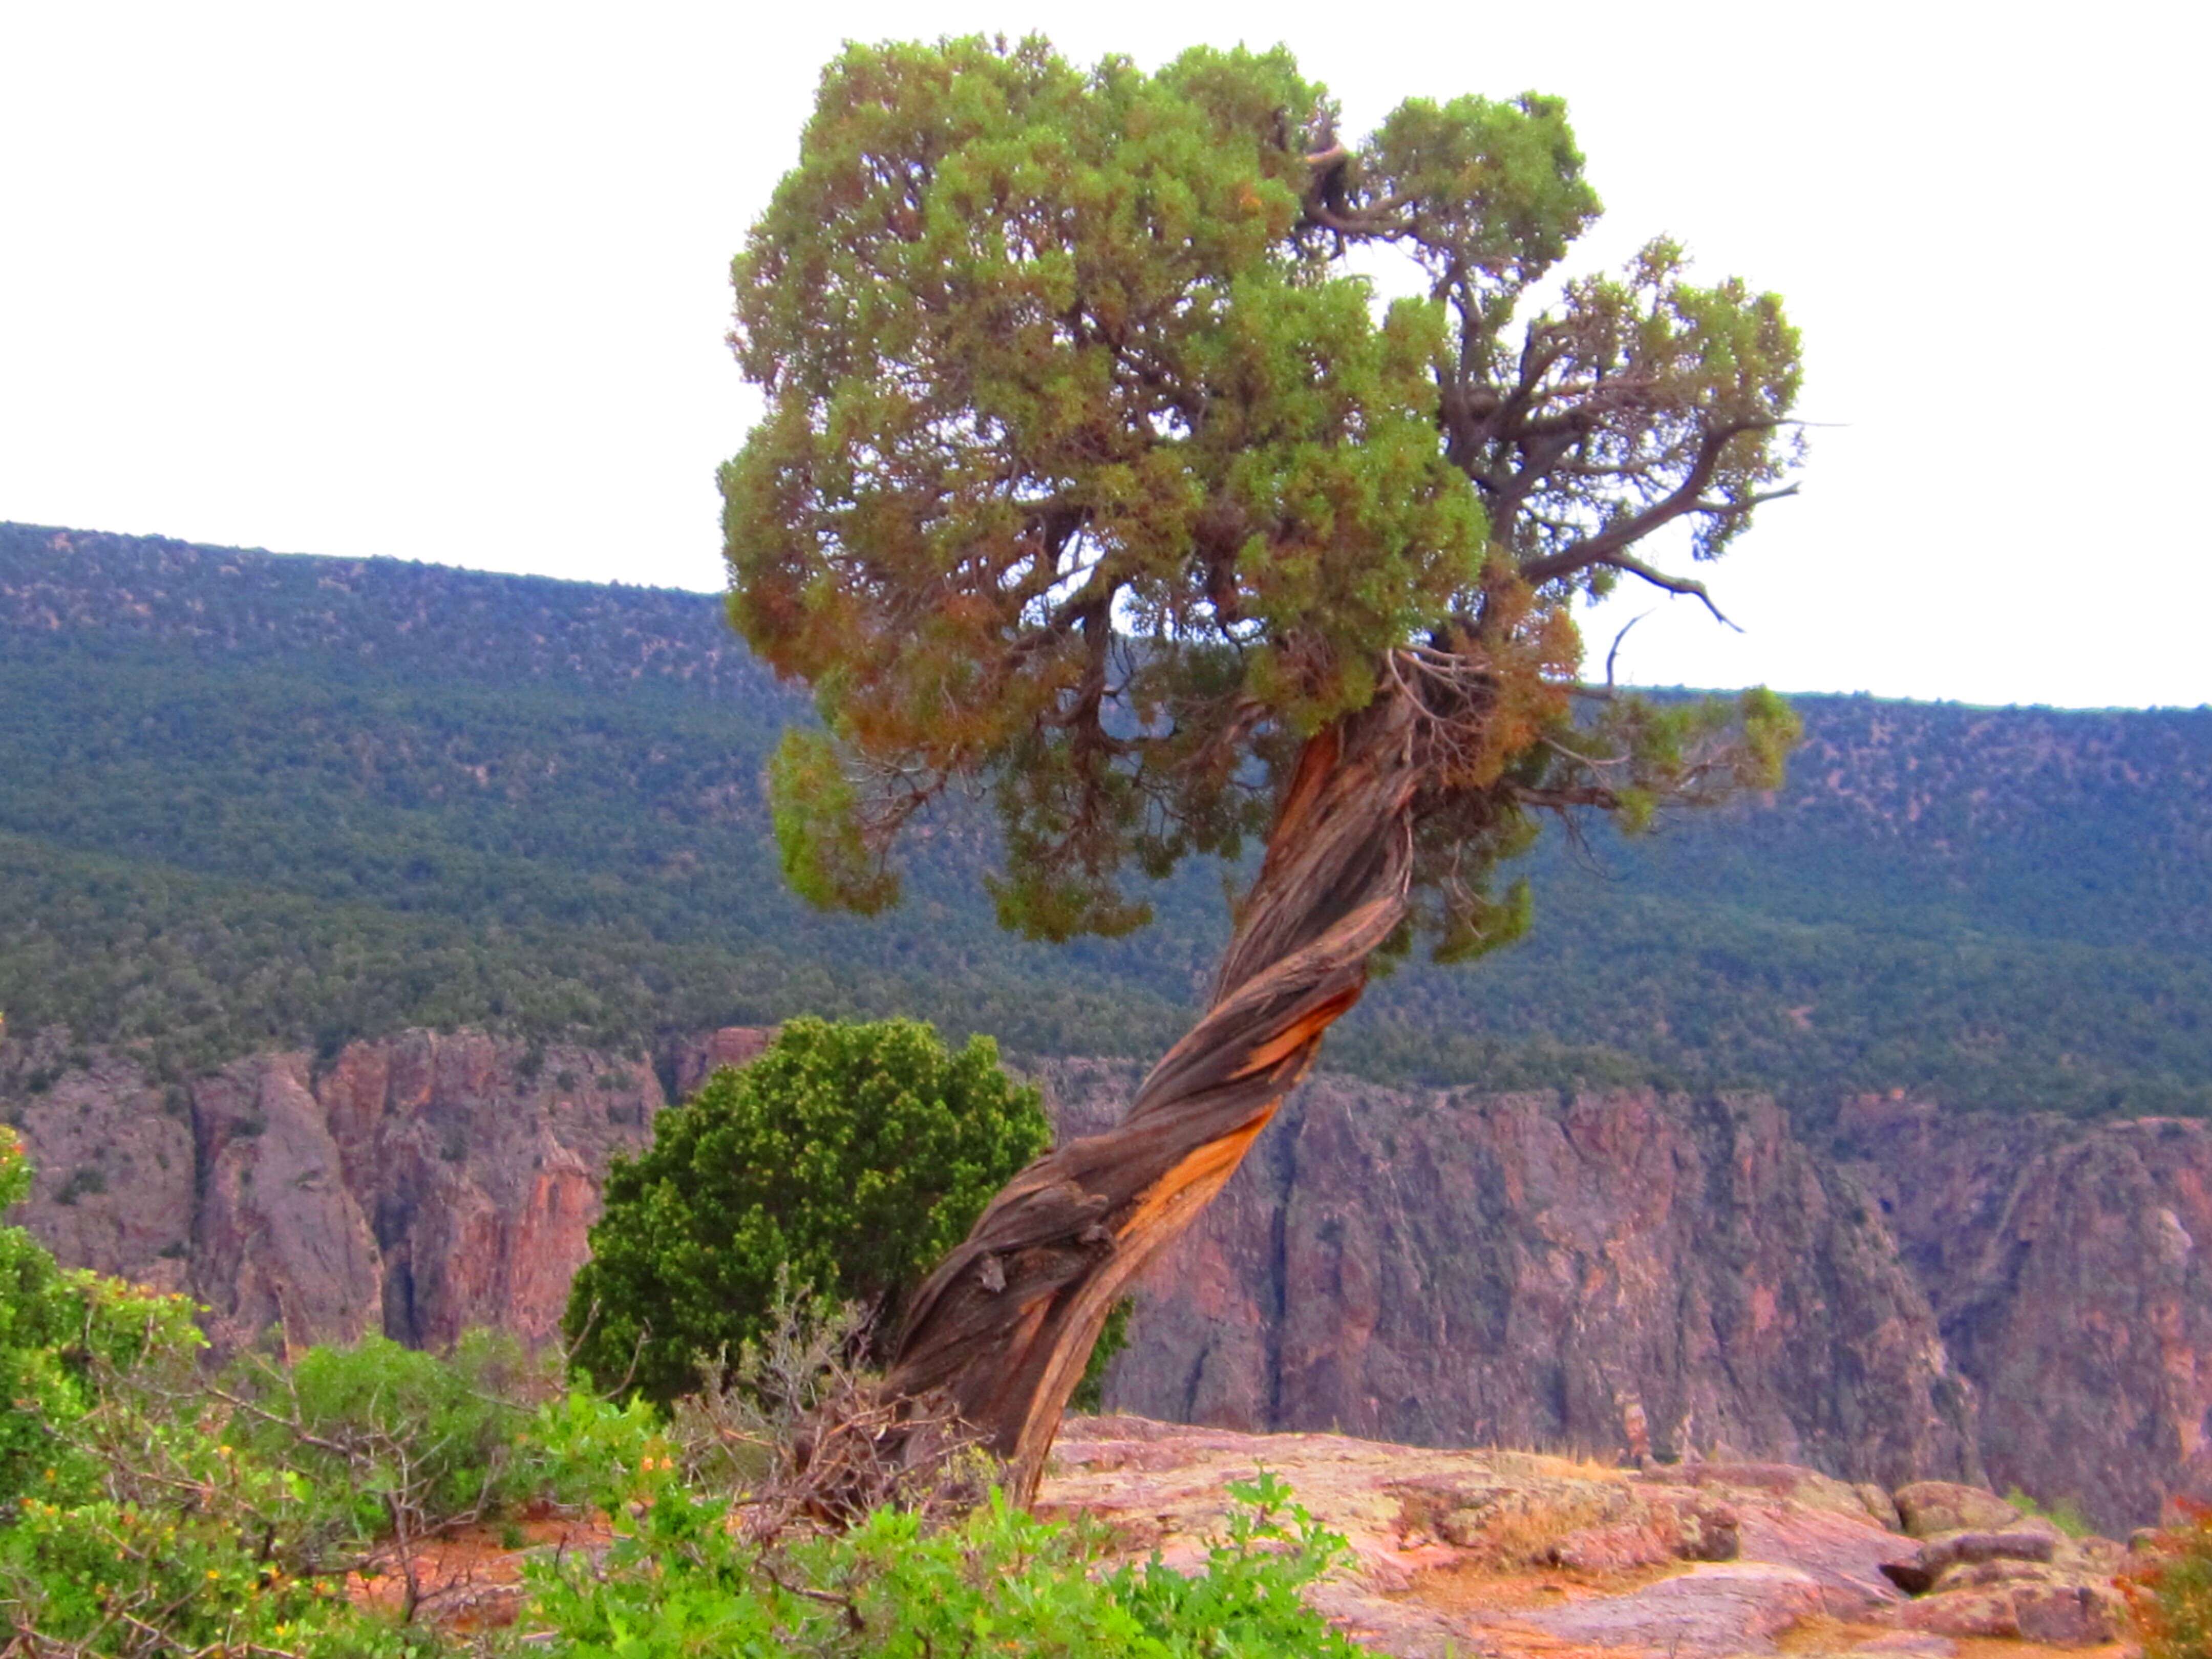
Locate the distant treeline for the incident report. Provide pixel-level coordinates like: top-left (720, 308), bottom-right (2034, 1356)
top-left (3, 521), bottom-right (2208, 1121)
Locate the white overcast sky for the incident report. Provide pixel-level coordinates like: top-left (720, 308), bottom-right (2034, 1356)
top-left (3, 2), bottom-right (2205, 708)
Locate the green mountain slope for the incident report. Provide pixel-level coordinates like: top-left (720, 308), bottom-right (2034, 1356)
top-left (3, 521), bottom-right (2207, 1119)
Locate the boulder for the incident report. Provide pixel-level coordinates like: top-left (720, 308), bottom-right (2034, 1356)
top-left (1918, 1527), bottom-right (2057, 1574)
top-left (1522, 1562), bottom-right (1827, 1656)
top-left (1649, 1460), bottom-right (1880, 1522)
top-left (1546, 1521), bottom-right (1687, 1572)
top-left (1885, 1572), bottom-right (2121, 1648)
top-left (1855, 1483), bottom-right (1904, 1533)
top-left (2013, 1581), bottom-right (2122, 1646)
top-left (1936, 1559), bottom-right (2058, 1590)
top-left (2059, 1533), bottom-right (2125, 1573)
top-left (1880, 1526), bottom-right (2058, 1594)
top-left (1895, 1587), bottom-right (2020, 1639)
top-left (1892, 1481), bottom-right (2020, 1538)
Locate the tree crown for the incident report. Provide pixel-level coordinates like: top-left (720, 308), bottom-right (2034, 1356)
top-left (725, 36), bottom-right (1803, 948)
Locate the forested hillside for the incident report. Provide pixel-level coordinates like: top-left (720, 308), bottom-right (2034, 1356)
top-left (4, 522), bottom-right (2207, 1119)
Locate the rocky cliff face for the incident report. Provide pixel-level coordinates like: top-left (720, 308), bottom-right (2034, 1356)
top-left (0, 1027), bottom-right (2198, 1529)
top-left (0, 1025), bottom-right (762, 1354)
top-left (1048, 1064), bottom-right (1980, 1492)
top-left (1839, 1094), bottom-right (2212, 1534)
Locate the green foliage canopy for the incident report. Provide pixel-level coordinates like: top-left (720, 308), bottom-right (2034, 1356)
top-left (0, 1125), bottom-right (199, 1514)
top-left (563, 1018), bottom-right (1050, 1407)
top-left (726, 37), bottom-right (1803, 946)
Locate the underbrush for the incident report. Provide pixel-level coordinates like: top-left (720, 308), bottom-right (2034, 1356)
top-left (2126, 1502), bottom-right (2212, 1659)
top-left (0, 1133), bottom-right (1358, 1656)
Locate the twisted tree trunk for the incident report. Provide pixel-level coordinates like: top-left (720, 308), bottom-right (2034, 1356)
top-left (880, 688), bottom-right (1426, 1501)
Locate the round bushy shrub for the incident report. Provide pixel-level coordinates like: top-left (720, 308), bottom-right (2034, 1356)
top-left (563, 1018), bottom-right (1050, 1408)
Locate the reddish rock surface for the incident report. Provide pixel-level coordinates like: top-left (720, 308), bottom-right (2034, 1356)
top-left (1050, 1064), bottom-right (1980, 1491)
top-left (355, 1417), bottom-right (2132, 1658)
top-left (1036, 1417), bottom-right (2128, 1658)
top-left (2, 1028), bottom-right (2204, 1534)
top-left (1841, 1094), bottom-right (2212, 1530)
top-left (5, 1049), bottom-right (194, 1291)
top-left (2, 1025), bottom-right (765, 1353)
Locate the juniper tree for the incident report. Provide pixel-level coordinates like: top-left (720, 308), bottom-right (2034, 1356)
top-left (722, 36), bottom-right (1804, 1498)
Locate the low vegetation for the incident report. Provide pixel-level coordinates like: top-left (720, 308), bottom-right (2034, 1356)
top-left (2125, 1503), bottom-right (2212, 1659)
top-left (0, 1124), bottom-right (1356, 1656)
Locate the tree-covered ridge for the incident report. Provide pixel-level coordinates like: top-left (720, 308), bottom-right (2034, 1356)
top-left (1763, 701), bottom-right (2212, 948)
top-left (0, 522), bottom-right (772, 699)
top-left (1, 522), bottom-right (2205, 1118)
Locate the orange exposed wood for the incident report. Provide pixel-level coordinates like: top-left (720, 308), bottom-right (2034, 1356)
top-left (1268, 726), bottom-right (1342, 859)
top-left (1114, 1103), bottom-right (1279, 1244)
top-left (1232, 983), bottom-right (1364, 1079)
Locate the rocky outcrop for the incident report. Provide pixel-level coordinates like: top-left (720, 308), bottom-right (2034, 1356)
top-left (3, 1049), bottom-right (196, 1291)
top-left (1841, 1093), bottom-right (2212, 1533)
top-left (1039, 1417), bottom-right (2130, 1657)
top-left (1048, 1064), bottom-right (1981, 1491)
top-left (191, 1054), bottom-right (385, 1354)
top-left (0, 1025), bottom-right (769, 1354)
top-left (2, 1028), bottom-right (2206, 1530)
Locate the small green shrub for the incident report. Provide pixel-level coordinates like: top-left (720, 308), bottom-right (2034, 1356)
top-left (223, 1329), bottom-right (557, 1547)
top-left (563, 1016), bottom-right (1050, 1408)
top-left (2126, 1502), bottom-right (2212, 1659)
top-left (0, 1127), bottom-right (202, 1512)
top-left (2005, 1484), bottom-right (2092, 1539)
top-left (0, 1129), bottom-right (417, 1653)
top-left (0, 1428), bottom-right (407, 1656)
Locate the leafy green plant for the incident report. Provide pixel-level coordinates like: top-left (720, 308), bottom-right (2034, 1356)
top-left (1105, 1471), bottom-right (1363, 1655)
top-left (0, 1418), bottom-right (412, 1658)
top-left (524, 1407), bottom-right (1360, 1659)
top-left (222, 1331), bottom-right (558, 1555)
top-left (0, 1125), bottom-right (202, 1514)
top-left (0, 1129), bottom-right (422, 1654)
top-left (563, 1017), bottom-right (1051, 1408)
top-left (2124, 1501), bottom-right (2212, 1659)
top-left (2, 1329), bottom-right (612, 1651)
top-left (2004, 1484), bottom-right (2092, 1540)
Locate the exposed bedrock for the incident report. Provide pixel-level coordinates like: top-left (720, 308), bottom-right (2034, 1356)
top-left (0, 1025), bottom-right (761, 1353)
top-left (0, 1028), bottom-right (2201, 1526)
top-left (1839, 1094), bottom-right (2212, 1533)
top-left (1049, 1064), bottom-right (1981, 1493)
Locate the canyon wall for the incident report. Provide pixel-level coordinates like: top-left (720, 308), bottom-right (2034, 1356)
top-left (1, 1026), bottom-right (2200, 1529)
top-left (1838, 1094), bottom-right (2212, 1536)
top-left (1049, 1064), bottom-right (1979, 1492)
top-left (1, 1025), bottom-right (763, 1354)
